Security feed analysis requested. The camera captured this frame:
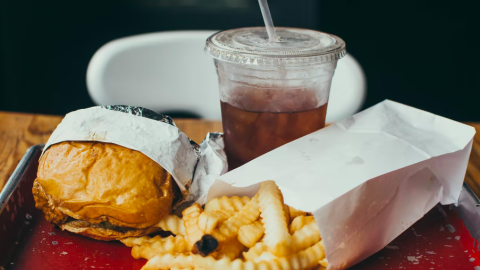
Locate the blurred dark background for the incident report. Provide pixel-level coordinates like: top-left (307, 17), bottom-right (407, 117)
top-left (1, 0), bottom-right (479, 121)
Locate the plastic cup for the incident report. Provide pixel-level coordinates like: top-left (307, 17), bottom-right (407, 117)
top-left (205, 27), bottom-right (346, 170)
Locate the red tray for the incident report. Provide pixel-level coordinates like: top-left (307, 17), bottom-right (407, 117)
top-left (2, 145), bottom-right (480, 269)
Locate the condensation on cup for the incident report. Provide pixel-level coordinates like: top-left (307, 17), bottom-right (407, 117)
top-left (205, 27), bottom-right (346, 170)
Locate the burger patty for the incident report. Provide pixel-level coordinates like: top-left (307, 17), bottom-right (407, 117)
top-left (59, 217), bottom-right (162, 241)
top-left (63, 217), bottom-right (137, 232)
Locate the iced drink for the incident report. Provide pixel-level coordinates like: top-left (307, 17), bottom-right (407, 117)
top-left (205, 27), bottom-right (346, 170)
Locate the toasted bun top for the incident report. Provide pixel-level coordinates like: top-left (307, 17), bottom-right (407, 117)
top-left (35, 141), bottom-right (173, 228)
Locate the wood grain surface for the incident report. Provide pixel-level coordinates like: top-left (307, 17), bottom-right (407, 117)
top-left (1, 111), bottom-right (480, 198)
top-left (0, 111), bottom-right (222, 190)
top-left (0, 112), bottom-right (62, 190)
top-left (464, 123), bottom-right (480, 197)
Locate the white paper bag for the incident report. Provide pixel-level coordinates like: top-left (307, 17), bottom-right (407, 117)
top-left (205, 100), bottom-right (475, 269)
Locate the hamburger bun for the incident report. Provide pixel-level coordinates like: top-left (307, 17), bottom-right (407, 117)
top-left (33, 141), bottom-right (174, 240)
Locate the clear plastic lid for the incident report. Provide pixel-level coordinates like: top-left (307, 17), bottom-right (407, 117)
top-left (205, 27), bottom-right (346, 66)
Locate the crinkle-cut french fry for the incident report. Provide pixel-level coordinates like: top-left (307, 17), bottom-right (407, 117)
top-left (243, 242), bottom-right (269, 261)
top-left (289, 206), bottom-right (307, 219)
top-left (237, 220), bottom-right (264, 248)
top-left (193, 256), bottom-right (249, 270)
top-left (204, 197), bottom-right (230, 212)
top-left (204, 196), bottom-right (251, 212)
top-left (197, 211), bottom-right (231, 234)
top-left (130, 235), bottom-right (190, 259)
top-left (253, 251), bottom-right (277, 263)
top-left (310, 266), bottom-right (326, 270)
top-left (291, 219), bottom-right (321, 253)
top-left (206, 194), bottom-right (260, 250)
top-left (258, 180), bottom-right (292, 257)
top-left (240, 196), bottom-right (251, 205)
top-left (283, 204), bottom-right (291, 225)
top-left (182, 203), bottom-right (204, 248)
top-left (141, 254), bottom-right (193, 270)
top-left (155, 214), bottom-right (186, 236)
top-left (230, 196), bottom-right (251, 211)
top-left (121, 236), bottom-right (153, 247)
top-left (194, 240), bottom-right (326, 270)
top-left (319, 258), bottom-right (328, 267)
top-left (212, 238), bottom-right (245, 260)
top-left (289, 215), bottom-right (315, 234)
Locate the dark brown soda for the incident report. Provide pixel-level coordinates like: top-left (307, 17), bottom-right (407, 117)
top-left (221, 101), bottom-right (328, 170)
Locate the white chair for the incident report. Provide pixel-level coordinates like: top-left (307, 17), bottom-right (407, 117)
top-left (87, 30), bottom-right (366, 122)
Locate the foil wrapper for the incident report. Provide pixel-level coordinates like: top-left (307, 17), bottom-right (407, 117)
top-left (101, 105), bottom-right (176, 126)
top-left (41, 105), bottom-right (227, 208)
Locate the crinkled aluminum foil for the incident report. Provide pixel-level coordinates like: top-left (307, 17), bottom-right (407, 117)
top-left (101, 105), bottom-right (176, 126)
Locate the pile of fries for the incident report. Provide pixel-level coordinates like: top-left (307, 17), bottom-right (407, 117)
top-left (121, 181), bottom-right (327, 270)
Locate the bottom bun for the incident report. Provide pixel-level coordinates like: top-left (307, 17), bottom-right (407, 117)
top-left (60, 219), bottom-right (161, 241)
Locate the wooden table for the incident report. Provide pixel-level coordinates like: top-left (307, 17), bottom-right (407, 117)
top-left (1, 111), bottom-right (480, 197)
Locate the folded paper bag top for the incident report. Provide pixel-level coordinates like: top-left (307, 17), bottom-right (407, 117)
top-left (205, 100), bottom-right (475, 270)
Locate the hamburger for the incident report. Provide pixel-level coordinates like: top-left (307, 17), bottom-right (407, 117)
top-left (33, 141), bottom-right (178, 241)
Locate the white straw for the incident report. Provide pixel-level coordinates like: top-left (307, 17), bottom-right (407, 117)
top-left (258, 0), bottom-right (277, 42)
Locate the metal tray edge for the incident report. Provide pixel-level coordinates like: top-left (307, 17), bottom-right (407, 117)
top-left (0, 144), bottom-right (44, 212)
top-left (452, 183), bottom-right (480, 244)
